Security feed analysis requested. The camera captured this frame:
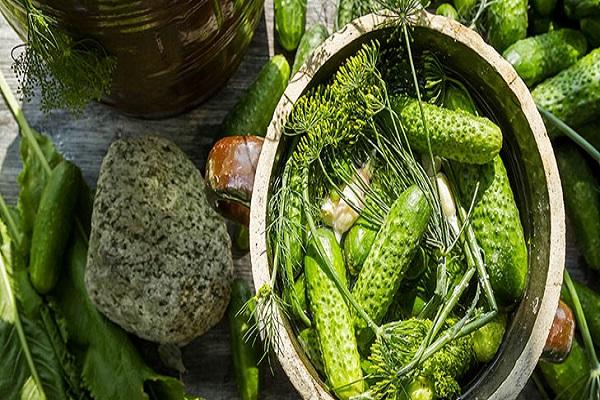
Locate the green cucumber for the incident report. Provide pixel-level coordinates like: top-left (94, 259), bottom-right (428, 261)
top-left (336, 0), bottom-right (375, 28)
top-left (352, 185), bottom-right (431, 350)
top-left (533, 0), bottom-right (557, 16)
top-left (388, 96), bottom-right (502, 165)
top-left (275, 0), bottom-right (307, 51)
top-left (453, 156), bottom-right (528, 305)
top-left (305, 228), bottom-right (363, 399)
top-left (486, 0), bottom-right (528, 51)
top-left (538, 340), bottom-right (588, 399)
top-left (292, 24), bottom-right (329, 76)
top-left (29, 160), bottom-right (81, 294)
top-left (436, 3), bottom-right (459, 20)
top-left (297, 328), bottom-right (324, 374)
top-left (564, 0), bottom-right (600, 19)
top-left (342, 217), bottom-right (378, 277)
top-left (532, 49), bottom-right (600, 138)
top-left (294, 273), bottom-right (308, 317)
top-left (503, 29), bottom-right (587, 87)
top-left (443, 84), bottom-right (478, 115)
top-left (555, 142), bottom-right (600, 270)
top-left (561, 279), bottom-right (600, 346)
top-left (222, 55), bottom-right (290, 136)
top-left (581, 17), bottom-right (600, 47)
top-left (577, 120), bottom-right (600, 150)
top-left (282, 166), bottom-right (311, 326)
top-left (471, 313), bottom-right (507, 363)
top-left (228, 279), bottom-right (260, 400)
top-left (453, 0), bottom-right (477, 17)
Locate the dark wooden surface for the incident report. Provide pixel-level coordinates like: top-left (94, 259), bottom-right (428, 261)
top-left (0, 1), bottom-right (581, 398)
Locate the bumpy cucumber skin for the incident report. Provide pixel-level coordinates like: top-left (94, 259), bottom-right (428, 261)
top-left (29, 160), bottom-right (81, 294)
top-left (305, 228), bottom-right (363, 400)
top-left (275, 0), bottom-right (307, 51)
top-left (581, 17), bottom-right (600, 47)
top-left (454, 156), bottom-right (528, 306)
top-left (352, 186), bottom-right (431, 350)
top-left (390, 96), bottom-right (502, 165)
top-left (343, 217), bottom-right (378, 277)
top-left (297, 328), bottom-right (324, 374)
top-left (486, 0), bottom-right (528, 51)
top-left (471, 313), bottom-right (506, 363)
top-left (503, 29), bottom-right (587, 87)
top-left (222, 55), bottom-right (290, 137)
top-left (564, 0), bottom-right (600, 19)
top-left (555, 142), bottom-right (600, 270)
top-left (539, 340), bottom-right (588, 399)
top-left (292, 24), bottom-right (329, 76)
top-left (561, 279), bottom-right (600, 345)
top-left (533, 0), bottom-right (557, 16)
top-left (532, 49), bottom-right (600, 138)
top-left (228, 279), bottom-right (260, 400)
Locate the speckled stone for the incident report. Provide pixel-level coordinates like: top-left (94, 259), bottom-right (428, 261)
top-left (85, 136), bottom-right (233, 344)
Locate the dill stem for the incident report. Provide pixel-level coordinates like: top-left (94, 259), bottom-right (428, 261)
top-left (537, 106), bottom-right (600, 165)
top-left (564, 270), bottom-right (600, 368)
top-left (301, 168), bottom-right (381, 336)
top-left (0, 71), bottom-right (51, 175)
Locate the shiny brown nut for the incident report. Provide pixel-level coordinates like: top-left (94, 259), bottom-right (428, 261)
top-left (206, 135), bottom-right (264, 205)
top-left (542, 300), bottom-right (576, 363)
top-left (217, 200), bottom-right (250, 227)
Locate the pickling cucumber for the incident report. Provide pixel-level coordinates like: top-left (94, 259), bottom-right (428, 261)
top-left (294, 273), bottom-right (308, 317)
top-left (222, 55), bottom-right (291, 137)
top-left (388, 96), bottom-right (502, 165)
top-left (275, 0), bottom-right (307, 51)
top-left (532, 49), bottom-right (600, 138)
top-left (564, 0), bottom-right (600, 19)
top-left (503, 29), bottom-right (587, 87)
top-left (533, 0), bottom-right (557, 16)
top-left (539, 340), bottom-right (588, 399)
top-left (436, 3), bottom-right (459, 20)
top-left (471, 313), bottom-right (506, 363)
top-left (486, 0), bottom-right (528, 51)
top-left (443, 84), bottom-right (478, 115)
top-left (453, 156), bottom-right (528, 306)
top-left (555, 142), bottom-right (600, 270)
top-left (561, 279), bottom-right (600, 346)
top-left (343, 217), bottom-right (378, 277)
top-left (297, 328), bottom-right (324, 374)
top-left (305, 228), bottom-right (364, 399)
top-left (581, 17), bottom-right (600, 47)
top-left (292, 24), bottom-right (329, 76)
top-left (29, 160), bottom-right (81, 294)
top-left (228, 279), bottom-right (260, 400)
top-left (352, 185), bottom-right (431, 350)
top-left (453, 0), bottom-right (476, 17)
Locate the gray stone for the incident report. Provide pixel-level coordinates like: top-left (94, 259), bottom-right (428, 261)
top-left (85, 136), bottom-right (232, 344)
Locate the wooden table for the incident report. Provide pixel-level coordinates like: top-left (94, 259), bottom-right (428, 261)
top-left (0, 1), bottom-right (574, 398)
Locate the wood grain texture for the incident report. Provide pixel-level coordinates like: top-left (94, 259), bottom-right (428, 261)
top-left (0, 1), bottom-right (583, 399)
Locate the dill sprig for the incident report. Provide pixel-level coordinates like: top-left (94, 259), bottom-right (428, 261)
top-left (11, 0), bottom-right (116, 112)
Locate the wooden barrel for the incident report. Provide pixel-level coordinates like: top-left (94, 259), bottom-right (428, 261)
top-left (250, 11), bottom-right (565, 400)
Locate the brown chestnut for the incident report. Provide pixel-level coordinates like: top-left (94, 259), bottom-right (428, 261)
top-left (542, 300), bottom-right (576, 363)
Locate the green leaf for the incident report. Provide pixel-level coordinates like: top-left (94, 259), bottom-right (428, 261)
top-left (0, 217), bottom-right (69, 400)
